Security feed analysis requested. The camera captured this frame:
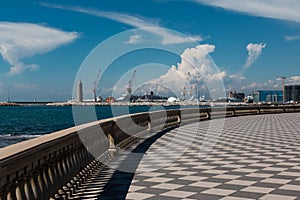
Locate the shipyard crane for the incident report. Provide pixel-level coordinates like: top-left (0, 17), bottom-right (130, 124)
top-left (127, 70), bottom-right (136, 98)
top-left (93, 68), bottom-right (101, 102)
top-left (274, 74), bottom-right (287, 103)
top-left (279, 76), bottom-right (286, 103)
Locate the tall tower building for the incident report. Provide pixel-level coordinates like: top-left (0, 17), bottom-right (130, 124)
top-left (77, 80), bottom-right (83, 102)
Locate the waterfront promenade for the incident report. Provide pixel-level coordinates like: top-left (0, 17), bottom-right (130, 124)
top-left (68, 113), bottom-right (300, 199)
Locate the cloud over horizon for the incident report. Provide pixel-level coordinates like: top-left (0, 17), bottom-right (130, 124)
top-left (0, 22), bottom-right (79, 74)
top-left (146, 44), bottom-right (246, 99)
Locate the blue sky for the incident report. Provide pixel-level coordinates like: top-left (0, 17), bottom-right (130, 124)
top-left (0, 0), bottom-right (300, 101)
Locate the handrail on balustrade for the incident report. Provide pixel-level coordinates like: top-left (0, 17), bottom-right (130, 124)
top-left (0, 105), bottom-right (300, 199)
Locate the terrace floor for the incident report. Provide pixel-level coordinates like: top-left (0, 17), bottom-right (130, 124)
top-left (69, 113), bottom-right (300, 200)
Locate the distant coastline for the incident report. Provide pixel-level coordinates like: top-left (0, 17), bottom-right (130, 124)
top-left (0, 101), bottom-right (263, 107)
top-left (2, 101), bottom-right (298, 107)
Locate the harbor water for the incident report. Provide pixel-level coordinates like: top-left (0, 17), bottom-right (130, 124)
top-left (0, 105), bottom-right (188, 148)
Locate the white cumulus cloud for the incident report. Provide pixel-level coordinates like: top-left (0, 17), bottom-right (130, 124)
top-left (193, 0), bottom-right (300, 23)
top-left (125, 34), bottom-right (143, 44)
top-left (147, 44), bottom-right (237, 99)
top-left (244, 43), bottom-right (266, 68)
top-left (287, 76), bottom-right (300, 85)
top-left (0, 22), bottom-right (79, 74)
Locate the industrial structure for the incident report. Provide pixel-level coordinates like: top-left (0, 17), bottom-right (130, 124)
top-left (253, 90), bottom-right (283, 103)
top-left (77, 80), bottom-right (83, 102)
top-left (127, 70), bottom-right (136, 98)
top-left (228, 90), bottom-right (245, 101)
top-left (278, 76), bottom-right (286, 102)
top-left (93, 69), bottom-right (101, 102)
top-left (117, 70), bottom-right (137, 101)
top-left (285, 84), bottom-right (300, 103)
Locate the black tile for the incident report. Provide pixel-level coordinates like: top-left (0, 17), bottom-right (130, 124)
top-left (215, 183), bottom-right (246, 191)
top-left (287, 180), bottom-right (300, 185)
top-left (147, 195), bottom-right (181, 200)
top-left (178, 185), bottom-right (207, 192)
top-left (231, 191), bottom-right (264, 199)
top-left (132, 181), bottom-right (159, 187)
top-left (138, 187), bottom-right (169, 195)
top-left (167, 179), bottom-right (196, 185)
top-left (189, 193), bottom-right (222, 200)
top-left (271, 189), bottom-right (300, 197)
top-left (203, 178), bottom-right (230, 183)
top-left (252, 182), bottom-right (282, 189)
top-left (237, 176), bottom-right (264, 182)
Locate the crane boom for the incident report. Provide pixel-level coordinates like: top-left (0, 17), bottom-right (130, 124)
top-left (93, 68), bottom-right (101, 102)
top-left (127, 70), bottom-right (136, 97)
top-left (280, 76), bottom-right (286, 103)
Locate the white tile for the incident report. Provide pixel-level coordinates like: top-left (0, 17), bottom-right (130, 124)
top-left (202, 188), bottom-right (236, 195)
top-left (192, 165), bottom-right (216, 169)
top-left (179, 175), bottom-right (208, 181)
top-left (144, 177), bottom-right (173, 183)
top-left (128, 185), bottom-right (145, 192)
top-left (259, 194), bottom-right (297, 200)
top-left (226, 180), bottom-right (256, 186)
top-left (246, 173), bottom-right (273, 178)
top-left (164, 166), bottom-right (187, 171)
top-left (137, 172), bottom-right (165, 177)
top-left (213, 174), bottom-right (241, 180)
top-left (189, 181), bottom-right (221, 188)
top-left (221, 197), bottom-right (254, 200)
top-left (126, 192), bottom-right (155, 200)
top-left (224, 164), bottom-right (246, 169)
top-left (152, 183), bottom-right (183, 190)
top-left (261, 178), bottom-right (290, 184)
top-left (170, 171), bottom-right (197, 176)
top-left (242, 186), bottom-right (274, 193)
top-left (279, 184), bottom-right (300, 191)
top-left (202, 169), bottom-right (228, 174)
top-left (161, 190), bottom-right (196, 198)
top-left (233, 168), bottom-right (258, 173)
top-left (262, 167), bottom-right (287, 172)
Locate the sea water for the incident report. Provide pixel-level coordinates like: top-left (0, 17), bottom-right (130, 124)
top-left (0, 105), bottom-right (184, 148)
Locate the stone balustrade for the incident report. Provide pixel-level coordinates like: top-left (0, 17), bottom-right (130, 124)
top-left (0, 105), bottom-right (300, 200)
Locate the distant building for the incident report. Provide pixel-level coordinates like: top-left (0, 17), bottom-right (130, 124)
top-left (77, 80), bottom-right (83, 102)
top-left (253, 90), bottom-right (283, 103)
top-left (285, 85), bottom-right (300, 103)
top-left (237, 93), bottom-right (245, 101)
top-left (228, 91), bottom-right (245, 101)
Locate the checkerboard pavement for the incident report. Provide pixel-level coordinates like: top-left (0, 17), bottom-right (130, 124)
top-left (126, 113), bottom-right (300, 200)
top-left (70, 113), bottom-right (300, 199)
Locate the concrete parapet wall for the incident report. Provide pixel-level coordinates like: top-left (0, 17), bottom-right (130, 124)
top-left (0, 105), bottom-right (299, 199)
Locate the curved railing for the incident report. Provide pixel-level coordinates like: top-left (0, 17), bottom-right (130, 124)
top-left (0, 105), bottom-right (300, 200)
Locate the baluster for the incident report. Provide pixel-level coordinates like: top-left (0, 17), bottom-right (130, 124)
top-left (61, 157), bottom-right (67, 183)
top-left (31, 171), bottom-right (41, 200)
top-left (65, 153), bottom-right (72, 180)
top-left (24, 175), bottom-right (35, 200)
top-left (72, 150), bottom-right (79, 172)
top-left (43, 164), bottom-right (53, 198)
top-left (48, 161), bottom-right (57, 191)
top-left (6, 184), bottom-right (17, 200)
top-left (56, 159), bottom-right (63, 182)
top-left (15, 178), bottom-right (27, 200)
